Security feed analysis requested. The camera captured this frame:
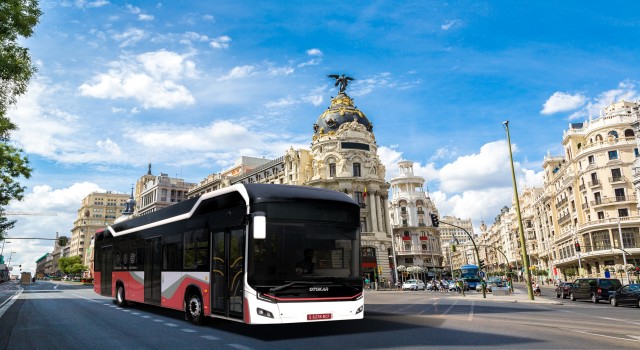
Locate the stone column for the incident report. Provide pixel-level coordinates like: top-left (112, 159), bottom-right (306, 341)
top-left (369, 192), bottom-right (379, 232)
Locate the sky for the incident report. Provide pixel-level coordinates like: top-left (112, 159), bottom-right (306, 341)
top-left (4, 0), bottom-right (640, 274)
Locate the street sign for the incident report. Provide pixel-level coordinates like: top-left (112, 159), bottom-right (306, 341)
top-left (479, 271), bottom-right (486, 278)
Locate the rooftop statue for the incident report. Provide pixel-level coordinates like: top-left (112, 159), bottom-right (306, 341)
top-left (327, 74), bottom-right (354, 94)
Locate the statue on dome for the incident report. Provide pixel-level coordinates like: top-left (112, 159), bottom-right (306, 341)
top-left (327, 74), bottom-right (354, 93)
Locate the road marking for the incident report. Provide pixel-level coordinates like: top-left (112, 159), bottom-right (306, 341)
top-left (131, 312), bottom-right (140, 315)
top-left (181, 329), bottom-right (197, 333)
top-left (141, 315), bottom-right (152, 318)
top-left (438, 300), bottom-right (458, 317)
top-left (572, 329), bottom-right (640, 343)
top-left (418, 300), bottom-right (440, 315)
top-left (201, 335), bottom-right (221, 340)
top-left (0, 288), bottom-right (23, 319)
top-left (164, 323), bottom-right (178, 327)
top-left (153, 319), bottom-right (164, 323)
top-left (468, 301), bottom-right (474, 321)
top-left (599, 316), bottom-right (640, 326)
top-left (53, 285), bottom-right (58, 290)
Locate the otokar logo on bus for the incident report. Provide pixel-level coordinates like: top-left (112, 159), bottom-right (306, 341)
top-left (309, 287), bottom-right (329, 292)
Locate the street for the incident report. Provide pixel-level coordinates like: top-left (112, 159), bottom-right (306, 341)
top-left (1, 280), bottom-right (639, 349)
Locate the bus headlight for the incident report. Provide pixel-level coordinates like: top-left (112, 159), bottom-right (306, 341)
top-left (355, 305), bottom-right (363, 314)
top-left (257, 308), bottom-right (274, 318)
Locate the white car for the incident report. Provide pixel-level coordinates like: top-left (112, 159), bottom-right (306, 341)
top-left (402, 279), bottom-right (425, 291)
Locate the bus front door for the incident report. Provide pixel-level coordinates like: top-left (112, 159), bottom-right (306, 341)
top-left (144, 237), bottom-right (162, 304)
top-left (100, 246), bottom-right (112, 297)
top-left (211, 227), bottom-right (245, 320)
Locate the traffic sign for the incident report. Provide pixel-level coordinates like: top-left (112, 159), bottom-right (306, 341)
top-left (479, 271), bottom-right (486, 278)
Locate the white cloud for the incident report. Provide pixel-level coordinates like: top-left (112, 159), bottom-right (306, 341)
top-left (112, 28), bottom-right (147, 47)
top-left (138, 14), bottom-right (154, 21)
top-left (210, 35), bottom-right (232, 49)
top-left (438, 140), bottom-right (513, 192)
top-left (541, 92), bottom-right (586, 115)
top-left (430, 147), bottom-right (458, 161)
top-left (125, 4), bottom-right (141, 14)
top-left (75, 0), bottom-right (110, 8)
top-left (441, 19), bottom-right (463, 31)
top-left (79, 50), bottom-right (196, 109)
top-left (298, 48), bottom-right (324, 67)
top-left (5, 182), bottom-right (107, 275)
top-left (217, 65), bottom-right (256, 81)
top-left (265, 96), bottom-right (296, 109)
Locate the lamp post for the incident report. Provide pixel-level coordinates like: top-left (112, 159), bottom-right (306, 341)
top-left (617, 217), bottom-right (630, 284)
top-left (503, 120), bottom-right (535, 300)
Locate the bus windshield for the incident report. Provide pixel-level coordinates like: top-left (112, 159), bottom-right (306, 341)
top-left (249, 220), bottom-right (360, 285)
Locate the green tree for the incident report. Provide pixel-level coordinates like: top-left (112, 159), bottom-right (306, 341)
top-left (0, 0), bottom-right (41, 209)
top-left (58, 256), bottom-right (87, 276)
top-left (0, 208), bottom-right (16, 240)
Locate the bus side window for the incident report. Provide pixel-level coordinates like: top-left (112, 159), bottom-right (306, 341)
top-left (184, 228), bottom-right (209, 271)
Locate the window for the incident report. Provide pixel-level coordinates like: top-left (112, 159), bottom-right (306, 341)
top-left (597, 211), bottom-right (605, 220)
top-left (635, 148), bottom-right (639, 157)
top-left (184, 229), bottom-right (209, 270)
top-left (622, 229), bottom-right (636, 248)
top-left (592, 230), bottom-right (611, 250)
top-left (594, 192), bottom-right (601, 205)
top-left (614, 188), bottom-right (625, 201)
top-left (618, 208), bottom-right (629, 217)
top-left (329, 163), bottom-right (336, 177)
top-left (354, 191), bottom-right (365, 207)
top-left (588, 155), bottom-right (595, 164)
top-left (624, 129), bottom-right (635, 137)
top-left (611, 168), bottom-right (622, 181)
top-left (608, 150), bottom-right (618, 160)
top-left (353, 163), bottom-right (361, 177)
top-left (607, 130), bottom-right (619, 139)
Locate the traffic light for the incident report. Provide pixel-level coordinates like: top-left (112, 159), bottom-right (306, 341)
top-left (430, 213), bottom-right (439, 227)
top-left (574, 241), bottom-right (581, 252)
top-left (479, 259), bottom-right (485, 270)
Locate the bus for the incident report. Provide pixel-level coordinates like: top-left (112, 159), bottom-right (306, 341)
top-left (93, 183), bottom-right (364, 325)
top-left (457, 264), bottom-right (481, 290)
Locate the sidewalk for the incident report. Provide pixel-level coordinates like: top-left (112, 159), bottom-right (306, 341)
top-left (367, 284), bottom-right (563, 305)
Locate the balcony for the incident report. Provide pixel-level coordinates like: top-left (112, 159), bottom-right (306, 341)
top-left (417, 210), bottom-right (425, 214)
top-left (402, 236), bottom-right (411, 241)
top-left (557, 213), bottom-right (571, 225)
top-left (608, 176), bottom-right (627, 184)
top-left (590, 195), bottom-right (637, 207)
top-left (556, 197), bottom-right (568, 207)
top-left (581, 203), bottom-right (588, 210)
top-left (579, 184), bottom-right (586, 191)
top-left (588, 179), bottom-right (602, 188)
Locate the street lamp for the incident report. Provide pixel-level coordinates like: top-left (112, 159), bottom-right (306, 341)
top-left (503, 120), bottom-right (535, 301)
top-left (8, 251), bottom-right (16, 267)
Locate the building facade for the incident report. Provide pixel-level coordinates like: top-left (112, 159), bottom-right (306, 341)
top-left (389, 161), bottom-right (443, 279)
top-left (135, 168), bottom-right (196, 216)
top-left (70, 191), bottom-right (130, 267)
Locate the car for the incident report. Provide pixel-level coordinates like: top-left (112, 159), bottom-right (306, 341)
top-left (555, 282), bottom-right (573, 299)
top-left (569, 278), bottom-right (622, 303)
top-left (609, 284), bottom-right (640, 308)
top-left (402, 279), bottom-right (425, 291)
top-left (448, 280), bottom-right (457, 291)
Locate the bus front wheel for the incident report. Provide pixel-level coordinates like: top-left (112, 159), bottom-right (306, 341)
top-left (185, 293), bottom-right (204, 325)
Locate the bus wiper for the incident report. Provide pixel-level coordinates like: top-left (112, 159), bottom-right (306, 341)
top-left (270, 281), bottom-right (316, 293)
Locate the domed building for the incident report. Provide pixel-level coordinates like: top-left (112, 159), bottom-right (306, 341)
top-left (188, 76), bottom-right (395, 287)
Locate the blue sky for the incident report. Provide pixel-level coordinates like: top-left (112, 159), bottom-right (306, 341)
top-left (5, 0), bottom-right (640, 273)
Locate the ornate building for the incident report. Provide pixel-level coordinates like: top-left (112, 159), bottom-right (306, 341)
top-left (134, 165), bottom-right (196, 216)
top-left (389, 161), bottom-right (442, 279)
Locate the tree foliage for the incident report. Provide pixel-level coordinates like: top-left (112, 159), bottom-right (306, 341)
top-left (58, 256), bottom-right (87, 275)
top-left (0, 0), bottom-right (41, 208)
top-left (0, 208), bottom-right (17, 240)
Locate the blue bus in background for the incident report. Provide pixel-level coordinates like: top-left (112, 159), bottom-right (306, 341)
top-left (457, 264), bottom-right (481, 290)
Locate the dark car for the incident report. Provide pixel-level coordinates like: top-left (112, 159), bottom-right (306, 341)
top-left (555, 282), bottom-right (572, 299)
top-left (609, 284), bottom-right (640, 308)
top-left (569, 278), bottom-right (622, 303)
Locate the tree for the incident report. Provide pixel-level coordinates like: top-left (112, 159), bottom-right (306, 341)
top-left (58, 256), bottom-right (87, 276)
top-left (0, 208), bottom-right (16, 240)
top-left (0, 0), bottom-right (41, 208)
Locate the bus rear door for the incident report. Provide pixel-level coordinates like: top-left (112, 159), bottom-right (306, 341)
top-left (100, 246), bottom-right (113, 296)
top-left (144, 237), bottom-right (162, 304)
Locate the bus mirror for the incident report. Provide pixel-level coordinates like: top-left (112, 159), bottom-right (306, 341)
top-left (253, 212), bottom-right (266, 239)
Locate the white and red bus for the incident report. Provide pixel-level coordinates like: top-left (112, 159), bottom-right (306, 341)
top-left (93, 183), bottom-right (363, 324)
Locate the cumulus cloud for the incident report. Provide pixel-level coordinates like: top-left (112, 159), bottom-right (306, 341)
top-left (210, 35), bottom-right (232, 49)
top-left (541, 92), bottom-right (586, 115)
top-left (5, 182), bottom-right (108, 274)
top-left (79, 50), bottom-right (196, 109)
top-left (298, 48), bottom-right (323, 67)
top-left (217, 65), bottom-right (256, 81)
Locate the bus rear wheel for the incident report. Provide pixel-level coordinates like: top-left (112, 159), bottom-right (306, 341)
top-left (116, 285), bottom-right (127, 307)
top-left (185, 293), bottom-right (204, 325)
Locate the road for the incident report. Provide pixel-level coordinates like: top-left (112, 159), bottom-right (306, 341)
top-left (1, 280), bottom-right (639, 349)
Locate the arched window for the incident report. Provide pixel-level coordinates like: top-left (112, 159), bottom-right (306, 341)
top-left (624, 129), bottom-right (635, 137)
top-left (595, 134), bottom-right (603, 142)
top-left (607, 130), bottom-right (619, 139)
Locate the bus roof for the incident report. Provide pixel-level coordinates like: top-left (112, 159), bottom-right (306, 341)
top-left (107, 183), bottom-right (356, 237)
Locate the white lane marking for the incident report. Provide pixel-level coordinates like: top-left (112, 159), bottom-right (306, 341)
top-left (201, 335), bottom-right (221, 340)
top-left (54, 285), bottom-right (58, 290)
top-left (599, 316), bottom-right (640, 326)
top-left (438, 300), bottom-right (458, 317)
top-left (573, 329), bottom-right (640, 343)
top-left (131, 312), bottom-right (140, 315)
top-left (0, 288), bottom-right (23, 319)
top-left (418, 300), bottom-right (440, 315)
top-left (153, 319), bottom-right (164, 323)
top-left (121, 309), bottom-right (131, 312)
top-left (141, 315), bottom-right (152, 318)
top-left (164, 323), bottom-right (178, 327)
top-left (181, 329), bottom-right (197, 333)
top-left (468, 301), bottom-right (474, 321)
top-left (226, 344), bottom-right (253, 350)
top-left (630, 336), bottom-right (640, 341)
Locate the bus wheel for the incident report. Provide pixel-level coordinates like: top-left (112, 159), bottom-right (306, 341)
top-left (186, 293), bottom-right (203, 325)
top-left (116, 285), bottom-right (127, 307)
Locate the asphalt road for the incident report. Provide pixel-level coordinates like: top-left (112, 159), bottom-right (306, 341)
top-left (1, 280), bottom-right (638, 349)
